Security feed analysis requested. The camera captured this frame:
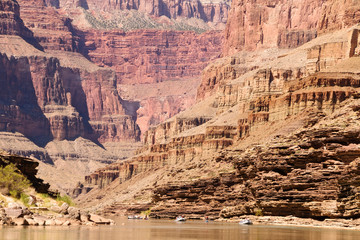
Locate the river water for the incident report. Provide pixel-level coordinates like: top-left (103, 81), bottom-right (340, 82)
top-left (1, 218), bottom-right (360, 240)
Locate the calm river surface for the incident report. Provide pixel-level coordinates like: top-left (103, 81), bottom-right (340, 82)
top-left (1, 218), bottom-right (360, 240)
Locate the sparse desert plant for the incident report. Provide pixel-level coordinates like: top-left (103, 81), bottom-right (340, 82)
top-left (0, 164), bottom-right (31, 198)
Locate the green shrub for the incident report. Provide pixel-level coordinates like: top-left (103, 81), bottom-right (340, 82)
top-left (254, 208), bottom-right (263, 216)
top-left (20, 193), bottom-right (30, 206)
top-left (0, 164), bottom-right (31, 198)
top-left (56, 194), bottom-right (75, 206)
top-left (141, 208), bottom-right (151, 216)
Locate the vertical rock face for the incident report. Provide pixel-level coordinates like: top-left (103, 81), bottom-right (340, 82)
top-left (223, 0), bottom-right (360, 56)
top-left (13, 0), bottom-right (225, 135)
top-left (0, 51), bottom-right (140, 144)
top-left (78, 29), bottom-right (223, 133)
top-left (17, 0), bottom-right (79, 52)
top-left (0, 0), bottom-right (141, 146)
top-left (318, 0), bottom-right (360, 34)
top-left (79, 29), bottom-right (223, 84)
top-left (0, 54), bottom-right (50, 142)
top-left (223, 0), bottom-right (323, 55)
top-left (0, 0), bottom-right (37, 41)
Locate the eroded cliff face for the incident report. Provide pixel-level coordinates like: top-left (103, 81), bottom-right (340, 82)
top-left (17, 0), bottom-right (80, 52)
top-left (223, 0), bottom-right (360, 56)
top-left (80, 29), bottom-right (223, 84)
top-left (0, 54), bottom-right (50, 142)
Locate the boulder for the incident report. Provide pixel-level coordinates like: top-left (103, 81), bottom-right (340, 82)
top-left (62, 220), bottom-right (71, 226)
top-left (50, 205), bottom-right (62, 213)
top-left (4, 208), bottom-right (23, 218)
top-left (24, 218), bottom-right (39, 226)
top-left (7, 202), bottom-right (22, 209)
top-left (12, 218), bottom-right (28, 226)
top-left (60, 203), bottom-right (69, 214)
top-left (80, 212), bottom-right (90, 222)
top-left (89, 214), bottom-right (114, 225)
top-left (54, 219), bottom-right (65, 225)
top-left (67, 207), bottom-right (80, 220)
top-left (45, 219), bottom-right (56, 226)
top-left (33, 217), bottom-right (46, 226)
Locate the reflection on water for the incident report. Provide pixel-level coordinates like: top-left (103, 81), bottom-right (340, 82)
top-left (1, 218), bottom-right (360, 240)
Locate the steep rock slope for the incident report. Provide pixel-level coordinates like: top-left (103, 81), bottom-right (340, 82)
top-left (0, 0), bottom-right (225, 192)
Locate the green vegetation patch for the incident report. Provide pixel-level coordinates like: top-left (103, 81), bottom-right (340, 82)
top-left (0, 164), bottom-right (31, 198)
top-left (56, 194), bottom-right (75, 206)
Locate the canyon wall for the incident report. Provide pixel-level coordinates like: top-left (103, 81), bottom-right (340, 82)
top-left (0, 0), bottom-right (142, 192)
top-left (223, 0), bottom-right (360, 56)
top-left (15, 0), bottom-right (224, 134)
top-left (77, 23), bottom-right (360, 220)
top-left (0, 0), bottom-right (226, 192)
top-left (80, 29), bottom-right (223, 84)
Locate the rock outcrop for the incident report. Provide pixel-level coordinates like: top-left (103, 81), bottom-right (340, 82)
top-left (0, 150), bottom-right (50, 194)
top-left (0, 0), bottom-right (35, 41)
top-left (17, 0), bottom-right (80, 52)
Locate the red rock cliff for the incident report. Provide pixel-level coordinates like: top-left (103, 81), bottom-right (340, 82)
top-left (79, 29), bottom-right (223, 84)
top-left (223, 0), bottom-right (360, 56)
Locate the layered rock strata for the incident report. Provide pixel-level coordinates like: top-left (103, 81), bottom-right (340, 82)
top-left (0, 0), bottom-right (144, 192)
top-left (0, 0), bottom-right (36, 43)
top-left (17, 0), bottom-right (80, 52)
top-left (151, 99), bottom-right (360, 219)
top-left (14, 0), bottom-right (224, 134)
top-left (79, 29), bottom-right (223, 84)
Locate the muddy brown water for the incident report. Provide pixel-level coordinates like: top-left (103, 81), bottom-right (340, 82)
top-left (1, 218), bottom-right (360, 240)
